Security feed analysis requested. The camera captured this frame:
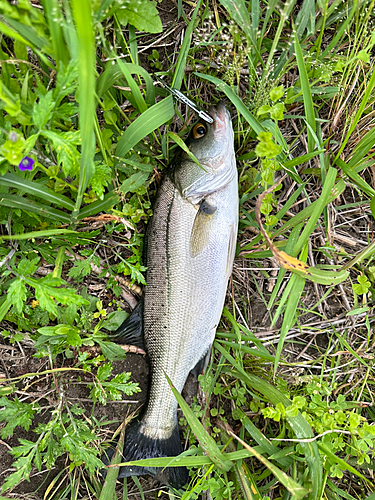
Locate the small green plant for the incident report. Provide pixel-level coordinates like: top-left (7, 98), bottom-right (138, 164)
top-left (262, 378), bottom-right (375, 479)
top-left (147, 49), bottom-right (162, 70)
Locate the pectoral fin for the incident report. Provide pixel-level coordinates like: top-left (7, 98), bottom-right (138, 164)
top-left (189, 200), bottom-right (217, 258)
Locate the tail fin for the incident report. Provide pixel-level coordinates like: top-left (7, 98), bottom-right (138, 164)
top-left (102, 421), bottom-right (189, 489)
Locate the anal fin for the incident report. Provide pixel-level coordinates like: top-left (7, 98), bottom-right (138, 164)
top-left (110, 298), bottom-right (145, 351)
top-left (190, 349), bottom-right (211, 380)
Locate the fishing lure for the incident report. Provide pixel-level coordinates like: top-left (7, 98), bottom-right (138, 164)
top-left (155, 75), bottom-right (213, 124)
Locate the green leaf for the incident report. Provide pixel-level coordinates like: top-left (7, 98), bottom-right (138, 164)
top-left (68, 258), bottom-right (92, 279)
top-left (171, 0), bottom-right (202, 89)
top-left (96, 340), bottom-right (127, 361)
top-left (32, 91), bottom-right (55, 130)
top-left (33, 282), bottom-right (58, 315)
top-left (270, 102), bottom-right (284, 121)
top-left (270, 85), bottom-right (284, 102)
top-left (17, 256), bottom-right (39, 276)
top-left (77, 192), bottom-right (119, 219)
top-left (0, 397), bottom-right (36, 438)
top-left (41, 130), bottom-right (81, 177)
top-left (217, 0), bottom-right (253, 42)
top-left (116, 0), bottom-right (162, 34)
top-left (119, 171), bottom-right (149, 195)
top-left (7, 279), bottom-right (27, 313)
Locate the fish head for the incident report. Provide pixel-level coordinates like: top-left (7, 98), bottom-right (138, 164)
top-left (172, 102), bottom-right (236, 204)
top-left (186, 102), bottom-right (233, 162)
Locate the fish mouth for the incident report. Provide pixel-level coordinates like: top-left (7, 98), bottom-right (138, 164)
top-left (209, 101), bottom-right (230, 135)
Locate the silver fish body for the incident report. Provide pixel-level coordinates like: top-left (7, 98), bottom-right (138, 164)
top-left (109, 103), bottom-right (238, 488)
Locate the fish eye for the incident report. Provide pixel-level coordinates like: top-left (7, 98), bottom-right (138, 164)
top-left (192, 123), bottom-right (207, 139)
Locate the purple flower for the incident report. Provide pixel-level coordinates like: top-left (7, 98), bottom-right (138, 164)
top-left (18, 156), bottom-right (34, 171)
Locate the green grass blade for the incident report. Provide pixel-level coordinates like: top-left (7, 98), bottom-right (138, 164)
top-left (164, 371), bottom-right (233, 472)
top-left (0, 296), bottom-right (12, 323)
top-left (293, 167), bottom-right (337, 255)
top-left (274, 260), bottom-right (307, 372)
top-left (116, 59), bottom-right (147, 113)
top-left (348, 126), bottom-right (375, 168)
top-left (294, 34), bottom-right (316, 152)
top-left (321, 0), bottom-right (358, 58)
top-left (0, 173), bottom-right (75, 210)
top-left (116, 95), bottom-right (174, 158)
top-left (97, 63), bottom-right (155, 105)
top-left (335, 158), bottom-right (375, 198)
top-left (0, 15), bottom-right (49, 50)
top-left (228, 432), bottom-right (309, 499)
top-left (195, 73), bottom-right (264, 134)
top-left (334, 62), bottom-right (375, 162)
top-left (237, 409), bottom-right (292, 468)
top-left (168, 131), bottom-right (206, 170)
top-left (40, 0), bottom-right (69, 68)
top-left (0, 193), bottom-right (71, 223)
top-left (216, 339), bottom-right (274, 361)
top-left (217, 0), bottom-right (253, 42)
top-left (77, 192), bottom-right (119, 219)
top-left (100, 424), bottom-right (124, 500)
top-left (263, 0), bottom-right (296, 78)
top-left (71, 0), bottom-right (96, 221)
top-left (295, 0), bottom-right (315, 39)
top-left (171, 0), bottom-right (202, 89)
top-left (214, 342), bottom-right (323, 500)
top-left (128, 24), bottom-right (139, 66)
top-left (0, 229), bottom-right (78, 241)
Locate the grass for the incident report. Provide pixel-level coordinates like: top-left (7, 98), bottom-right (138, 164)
top-left (1, 0), bottom-right (375, 499)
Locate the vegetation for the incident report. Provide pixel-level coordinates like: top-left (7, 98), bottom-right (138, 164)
top-left (0, 0), bottom-right (375, 499)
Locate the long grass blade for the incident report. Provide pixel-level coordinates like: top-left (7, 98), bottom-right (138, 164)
top-left (164, 371), bottom-right (233, 472)
top-left (40, 0), bottom-right (68, 68)
top-left (227, 432), bottom-right (309, 499)
top-left (116, 59), bottom-right (147, 113)
top-left (0, 193), bottom-right (71, 223)
top-left (97, 63), bottom-right (155, 105)
top-left (195, 73), bottom-right (264, 134)
top-left (71, 0), bottom-right (96, 221)
top-left (0, 173), bottom-right (75, 210)
top-left (294, 34), bottom-right (316, 152)
top-left (335, 158), bottom-right (375, 198)
top-left (100, 423), bottom-right (125, 500)
top-left (0, 229), bottom-right (78, 240)
top-left (172, 0), bottom-right (202, 90)
top-left (116, 95), bottom-right (174, 158)
top-left (77, 192), bottom-right (119, 219)
top-left (334, 62), bottom-right (375, 162)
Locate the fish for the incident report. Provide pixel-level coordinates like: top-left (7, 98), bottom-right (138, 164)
top-left (105, 102), bottom-right (238, 489)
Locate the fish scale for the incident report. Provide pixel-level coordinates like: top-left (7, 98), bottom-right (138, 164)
top-left (104, 103), bottom-right (238, 488)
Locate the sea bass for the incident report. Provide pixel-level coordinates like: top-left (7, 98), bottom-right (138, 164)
top-left (108, 102), bottom-right (238, 488)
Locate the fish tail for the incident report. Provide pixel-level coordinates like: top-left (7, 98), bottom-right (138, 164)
top-left (102, 421), bottom-right (189, 489)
